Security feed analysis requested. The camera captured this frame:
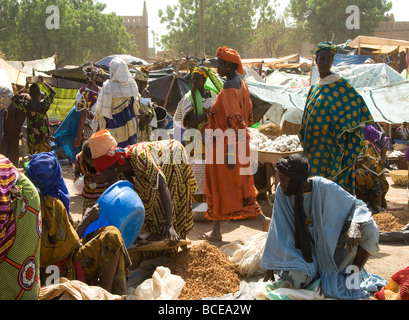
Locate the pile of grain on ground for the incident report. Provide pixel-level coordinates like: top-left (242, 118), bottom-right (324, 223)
top-left (373, 210), bottom-right (409, 232)
top-left (166, 242), bottom-right (241, 300)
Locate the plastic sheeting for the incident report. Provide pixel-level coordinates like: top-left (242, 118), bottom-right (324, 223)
top-left (248, 63), bottom-right (409, 126)
top-left (333, 54), bottom-right (374, 66)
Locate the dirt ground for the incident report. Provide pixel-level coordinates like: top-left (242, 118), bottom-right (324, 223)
top-left (63, 165), bottom-right (409, 283)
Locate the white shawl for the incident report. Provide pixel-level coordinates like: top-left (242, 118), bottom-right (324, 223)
top-left (96, 57), bottom-right (139, 119)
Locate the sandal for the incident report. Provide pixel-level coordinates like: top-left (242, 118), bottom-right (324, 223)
top-left (198, 232), bottom-right (222, 242)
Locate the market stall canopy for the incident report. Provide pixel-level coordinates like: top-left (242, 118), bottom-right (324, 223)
top-left (45, 62), bottom-right (109, 87)
top-left (265, 70), bottom-right (310, 88)
top-left (7, 55), bottom-right (56, 76)
top-left (95, 54), bottom-right (148, 71)
top-left (349, 36), bottom-right (409, 54)
top-left (333, 54), bottom-right (374, 66)
top-left (148, 69), bottom-right (190, 114)
top-left (247, 63), bottom-right (409, 126)
top-left (0, 58), bottom-right (31, 86)
top-left (241, 54), bottom-right (312, 70)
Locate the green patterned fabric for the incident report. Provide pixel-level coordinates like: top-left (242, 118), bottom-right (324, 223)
top-left (0, 174), bottom-right (41, 300)
top-left (299, 77), bottom-right (373, 194)
top-left (40, 84), bottom-right (77, 121)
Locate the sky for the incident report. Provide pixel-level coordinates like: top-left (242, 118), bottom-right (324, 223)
top-left (99, 0), bottom-right (409, 48)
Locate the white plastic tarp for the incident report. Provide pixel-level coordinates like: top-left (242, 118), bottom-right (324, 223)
top-left (265, 71), bottom-right (310, 88)
top-left (7, 56), bottom-right (56, 74)
top-left (247, 63), bottom-right (409, 125)
top-left (0, 58), bottom-right (30, 86)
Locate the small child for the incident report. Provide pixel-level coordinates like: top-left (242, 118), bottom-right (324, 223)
top-left (11, 76), bottom-right (56, 156)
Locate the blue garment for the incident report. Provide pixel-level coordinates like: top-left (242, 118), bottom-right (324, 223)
top-left (53, 106), bottom-right (81, 163)
top-left (262, 176), bottom-right (380, 300)
top-left (26, 152), bottom-right (70, 216)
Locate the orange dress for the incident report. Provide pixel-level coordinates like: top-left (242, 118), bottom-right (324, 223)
top-left (204, 80), bottom-right (262, 221)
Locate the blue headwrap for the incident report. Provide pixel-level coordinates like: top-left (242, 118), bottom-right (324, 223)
top-left (26, 152), bottom-right (70, 215)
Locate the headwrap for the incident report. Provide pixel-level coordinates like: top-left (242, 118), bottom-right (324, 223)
top-left (93, 149), bottom-right (127, 172)
top-left (88, 130), bottom-right (126, 172)
top-left (315, 41), bottom-right (338, 57)
top-left (134, 66), bottom-right (150, 81)
top-left (189, 66), bottom-right (209, 116)
top-left (276, 154), bottom-right (313, 263)
top-left (0, 154), bottom-right (17, 263)
top-left (191, 66), bottom-right (209, 80)
top-left (83, 65), bottom-right (104, 82)
top-left (26, 152), bottom-right (70, 215)
top-left (216, 46), bottom-right (244, 75)
top-left (95, 57), bottom-right (139, 119)
top-left (88, 130), bottom-right (118, 159)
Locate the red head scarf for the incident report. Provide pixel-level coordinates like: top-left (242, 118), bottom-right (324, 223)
top-left (216, 46), bottom-right (244, 75)
top-left (88, 130), bottom-right (127, 172)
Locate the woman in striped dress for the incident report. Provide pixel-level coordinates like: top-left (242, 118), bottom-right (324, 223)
top-left (87, 130), bottom-right (197, 257)
top-left (96, 57), bottom-right (140, 148)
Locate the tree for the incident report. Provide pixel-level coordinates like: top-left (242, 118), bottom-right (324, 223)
top-left (253, 17), bottom-right (307, 58)
top-left (0, 0), bottom-right (138, 67)
top-left (158, 0), bottom-right (276, 57)
top-left (289, 0), bottom-right (392, 45)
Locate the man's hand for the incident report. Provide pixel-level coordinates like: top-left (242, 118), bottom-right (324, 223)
top-left (344, 222), bottom-right (362, 254)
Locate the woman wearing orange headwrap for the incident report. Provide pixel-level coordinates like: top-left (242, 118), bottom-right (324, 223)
top-left (200, 47), bottom-right (270, 242)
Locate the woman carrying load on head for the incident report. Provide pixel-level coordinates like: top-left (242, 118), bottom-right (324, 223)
top-left (95, 57), bottom-right (140, 148)
top-left (74, 64), bottom-right (104, 148)
top-left (299, 41), bottom-right (374, 195)
top-left (85, 130), bottom-right (198, 257)
top-left (200, 47), bottom-right (270, 242)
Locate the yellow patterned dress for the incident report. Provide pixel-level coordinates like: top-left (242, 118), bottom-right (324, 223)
top-left (126, 140), bottom-right (197, 248)
top-left (355, 141), bottom-right (389, 213)
top-left (40, 195), bottom-right (131, 296)
top-left (299, 75), bottom-right (373, 194)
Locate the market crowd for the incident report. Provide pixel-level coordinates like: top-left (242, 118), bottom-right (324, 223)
top-left (0, 42), bottom-right (404, 300)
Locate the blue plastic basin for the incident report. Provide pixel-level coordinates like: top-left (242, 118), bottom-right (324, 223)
top-left (83, 180), bottom-right (145, 248)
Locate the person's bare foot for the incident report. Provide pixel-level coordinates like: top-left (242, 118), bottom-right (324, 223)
top-left (257, 214), bottom-right (271, 232)
top-left (262, 217), bottom-right (271, 232)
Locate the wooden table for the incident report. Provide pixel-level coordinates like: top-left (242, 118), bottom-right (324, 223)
top-left (256, 150), bottom-right (303, 196)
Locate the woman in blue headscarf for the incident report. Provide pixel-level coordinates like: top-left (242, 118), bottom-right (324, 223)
top-left (26, 152), bottom-right (71, 219)
top-left (26, 152), bottom-right (131, 295)
top-left (299, 41), bottom-right (374, 195)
